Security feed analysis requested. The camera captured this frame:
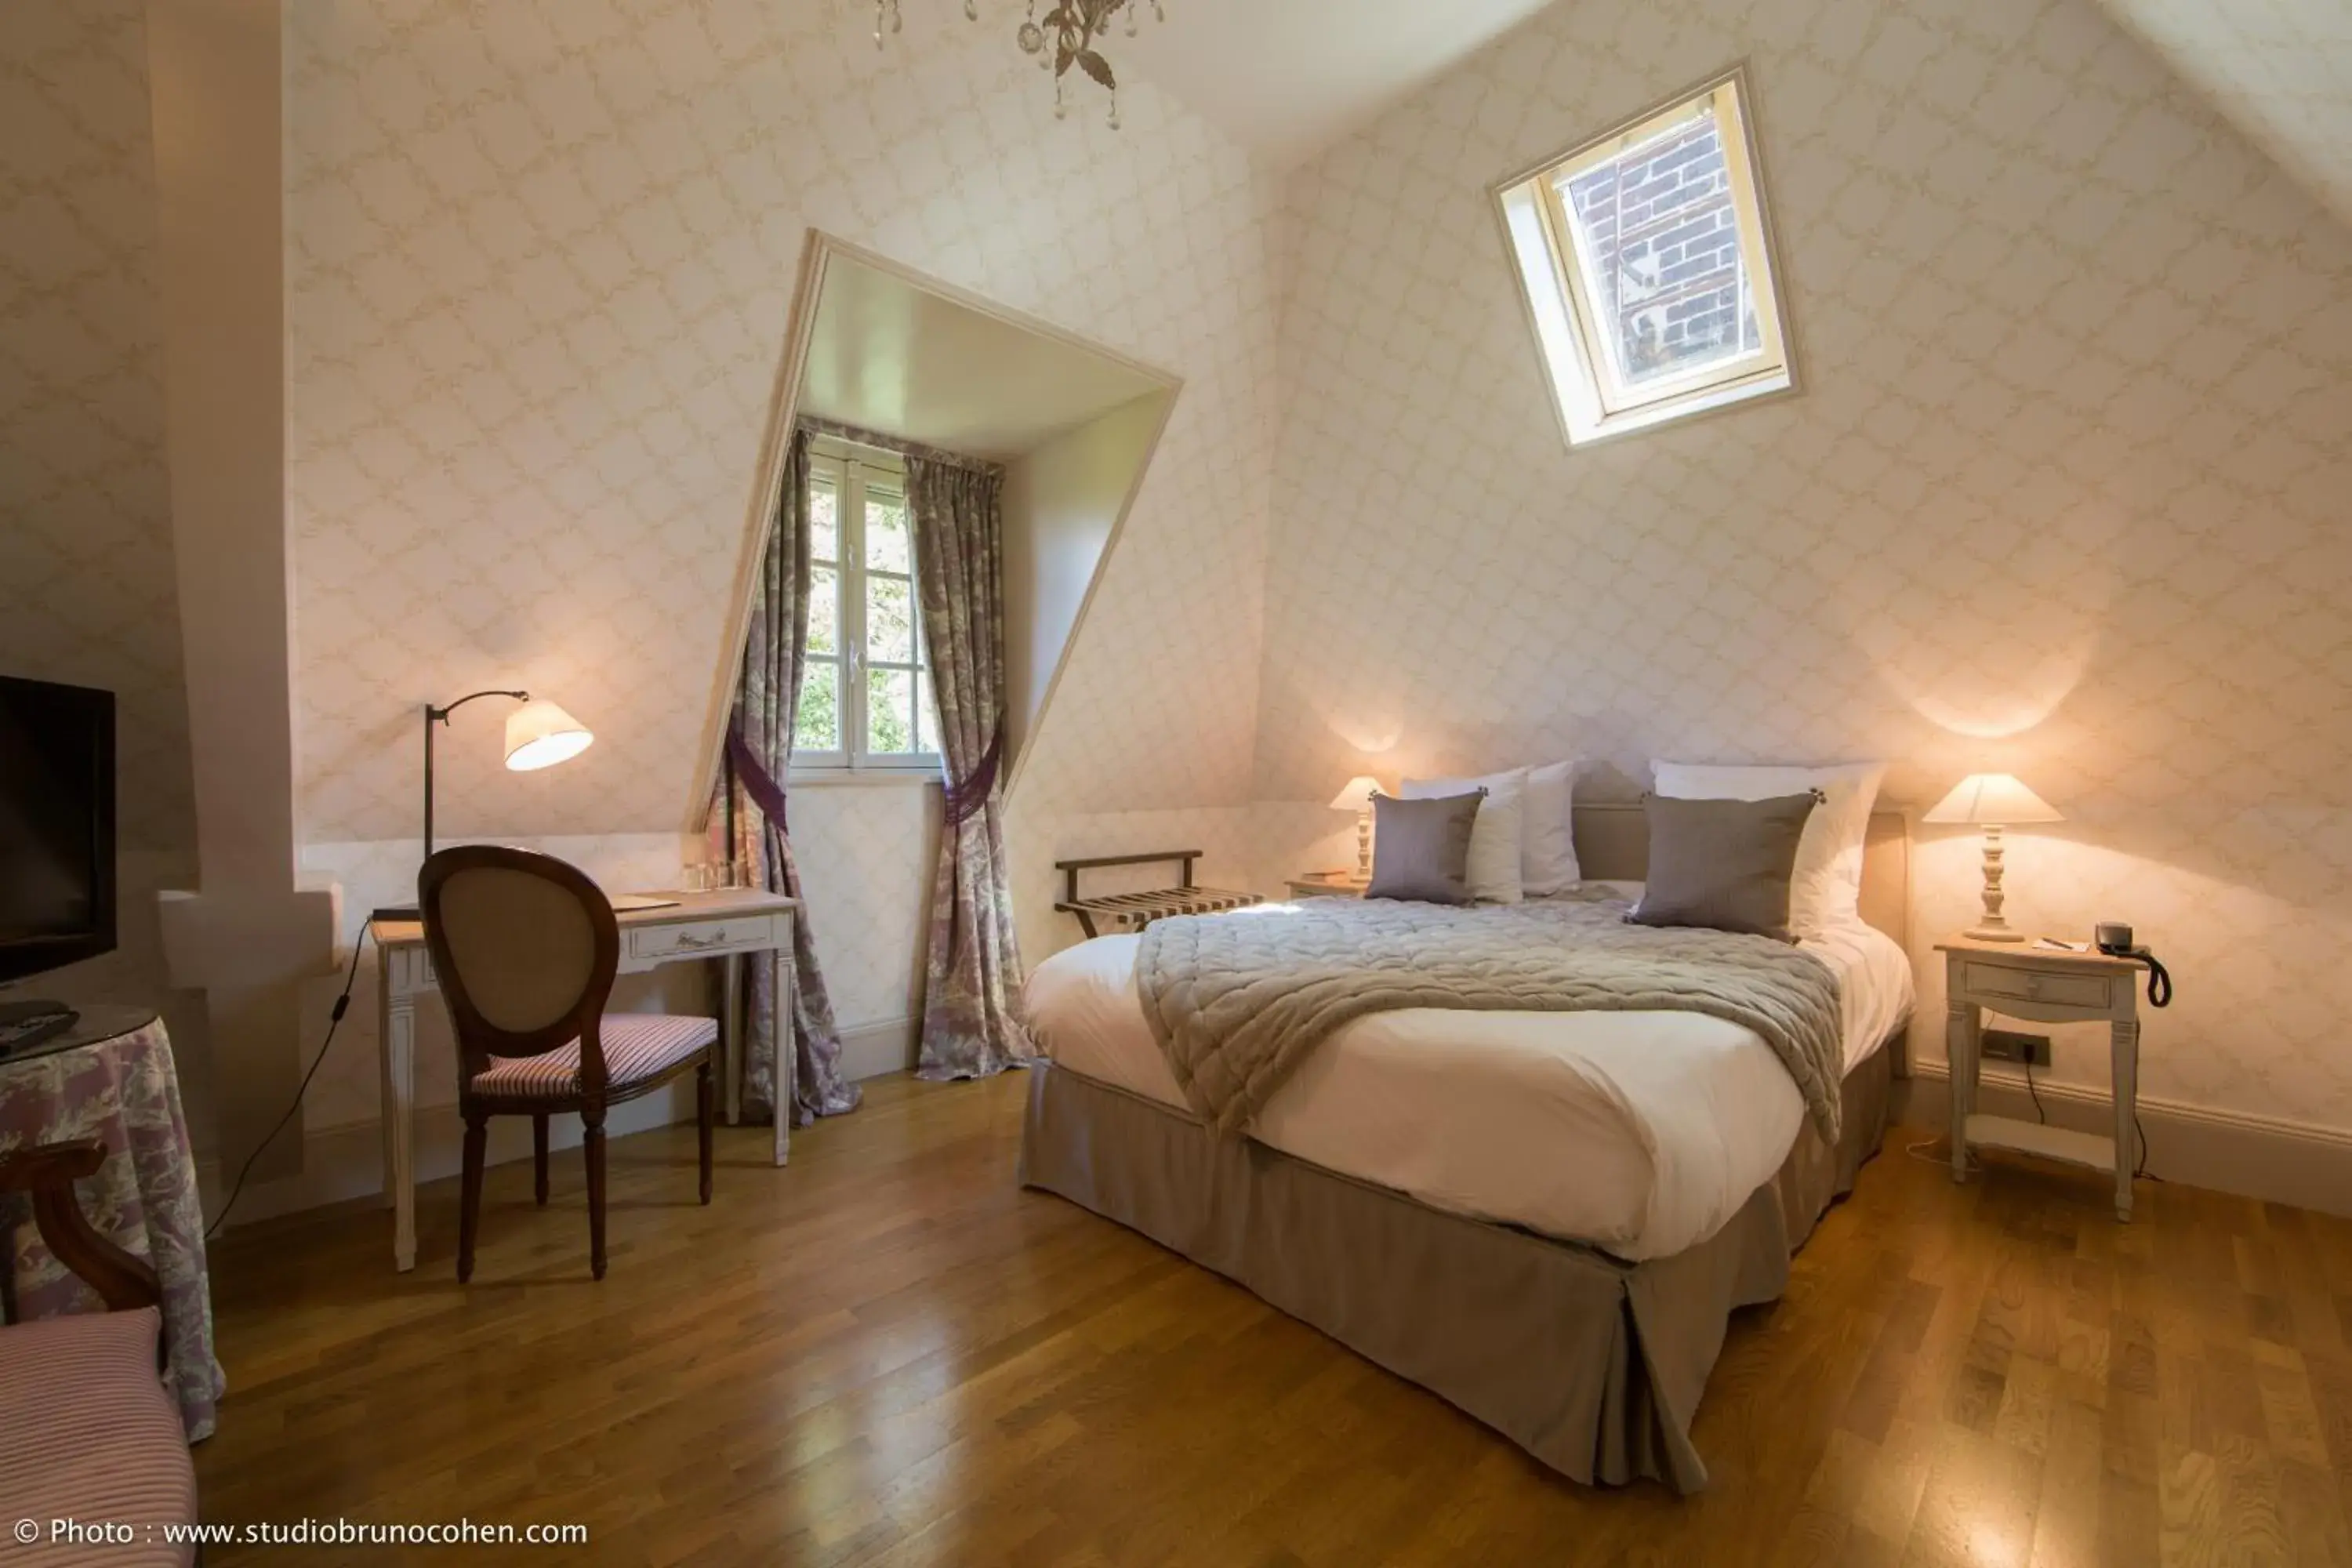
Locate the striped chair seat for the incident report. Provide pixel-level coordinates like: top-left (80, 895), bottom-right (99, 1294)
top-left (471, 1014), bottom-right (718, 1102)
top-left (0, 1307), bottom-right (195, 1566)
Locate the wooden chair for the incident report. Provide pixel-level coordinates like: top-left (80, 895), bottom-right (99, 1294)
top-left (418, 845), bottom-right (718, 1282)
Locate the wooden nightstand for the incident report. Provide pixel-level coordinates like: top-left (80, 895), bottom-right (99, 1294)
top-left (1937, 935), bottom-right (2142, 1221)
top-left (1286, 875), bottom-right (1367, 899)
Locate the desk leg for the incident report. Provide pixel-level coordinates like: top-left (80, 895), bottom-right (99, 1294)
top-left (2112, 1018), bottom-right (2139, 1222)
top-left (378, 950), bottom-right (397, 1212)
top-left (773, 932), bottom-right (794, 1169)
top-left (383, 980), bottom-right (419, 1273)
top-left (1947, 997), bottom-right (1979, 1183)
top-left (721, 953), bottom-right (743, 1127)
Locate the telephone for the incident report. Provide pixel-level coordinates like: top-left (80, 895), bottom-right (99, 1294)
top-left (2095, 922), bottom-right (2172, 1008)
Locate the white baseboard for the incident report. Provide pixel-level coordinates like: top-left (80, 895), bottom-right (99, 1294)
top-left (209, 1018), bottom-right (920, 1230)
top-left (840, 1014), bottom-right (920, 1081)
top-left (1904, 1061), bottom-right (2352, 1218)
top-left (209, 1083), bottom-right (695, 1231)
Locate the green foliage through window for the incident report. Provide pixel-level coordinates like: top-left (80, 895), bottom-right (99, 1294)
top-left (793, 456), bottom-right (939, 768)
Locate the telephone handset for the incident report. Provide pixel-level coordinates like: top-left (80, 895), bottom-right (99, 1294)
top-left (2095, 922), bottom-right (2172, 1008)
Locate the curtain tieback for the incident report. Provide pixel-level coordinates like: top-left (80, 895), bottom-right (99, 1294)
top-left (942, 721), bottom-right (1004, 829)
top-left (728, 717), bottom-right (790, 836)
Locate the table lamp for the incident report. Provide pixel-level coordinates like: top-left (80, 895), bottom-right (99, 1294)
top-left (1329, 775), bottom-right (1383, 883)
top-left (371, 691), bottom-right (593, 924)
top-left (1923, 772), bottom-right (2062, 942)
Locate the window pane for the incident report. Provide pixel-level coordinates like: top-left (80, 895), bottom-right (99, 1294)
top-left (795, 660), bottom-right (840, 754)
top-left (1555, 100), bottom-right (1758, 390)
top-left (866, 574), bottom-right (914, 663)
top-left (868, 667), bottom-right (916, 755)
top-left (808, 564), bottom-right (839, 655)
top-left (866, 493), bottom-right (910, 574)
top-left (810, 483), bottom-right (838, 564)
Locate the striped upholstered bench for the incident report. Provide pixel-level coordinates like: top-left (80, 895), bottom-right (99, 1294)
top-left (1053, 851), bottom-right (1263, 940)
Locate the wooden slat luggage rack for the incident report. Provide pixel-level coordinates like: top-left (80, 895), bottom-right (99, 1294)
top-left (1054, 851), bottom-right (1263, 939)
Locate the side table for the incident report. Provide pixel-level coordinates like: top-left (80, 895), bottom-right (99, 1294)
top-left (1937, 935), bottom-right (2143, 1221)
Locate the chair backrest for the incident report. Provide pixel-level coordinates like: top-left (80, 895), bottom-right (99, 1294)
top-left (418, 845), bottom-right (619, 1098)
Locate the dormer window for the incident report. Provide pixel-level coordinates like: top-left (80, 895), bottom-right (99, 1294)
top-left (1495, 68), bottom-right (1796, 446)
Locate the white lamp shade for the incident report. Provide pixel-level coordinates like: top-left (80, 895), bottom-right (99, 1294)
top-left (1922, 772), bottom-right (2062, 826)
top-left (503, 699), bottom-right (593, 772)
top-left (1328, 774), bottom-right (1383, 812)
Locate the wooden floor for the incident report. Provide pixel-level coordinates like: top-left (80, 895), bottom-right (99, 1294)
top-left (194, 1073), bottom-right (2352, 1566)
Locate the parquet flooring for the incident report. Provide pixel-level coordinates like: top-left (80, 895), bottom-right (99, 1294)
top-left (194, 1072), bottom-right (2352, 1565)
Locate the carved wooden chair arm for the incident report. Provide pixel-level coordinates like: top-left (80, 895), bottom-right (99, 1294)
top-left (0, 1138), bottom-right (165, 1314)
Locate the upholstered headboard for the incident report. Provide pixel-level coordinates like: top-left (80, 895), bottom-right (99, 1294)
top-left (1569, 805), bottom-right (1911, 949)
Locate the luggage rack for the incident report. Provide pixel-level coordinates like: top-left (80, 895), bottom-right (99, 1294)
top-left (1053, 851), bottom-right (1264, 939)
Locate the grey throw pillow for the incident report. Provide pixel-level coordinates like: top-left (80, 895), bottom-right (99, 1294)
top-left (1364, 789), bottom-right (1486, 905)
top-left (1629, 792), bottom-right (1820, 942)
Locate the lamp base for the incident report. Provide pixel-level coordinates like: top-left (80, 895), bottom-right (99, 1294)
top-left (1966, 825), bottom-right (2024, 942)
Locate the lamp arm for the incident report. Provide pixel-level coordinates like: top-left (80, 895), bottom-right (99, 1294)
top-left (422, 690), bottom-right (531, 863)
top-left (428, 688), bottom-right (531, 724)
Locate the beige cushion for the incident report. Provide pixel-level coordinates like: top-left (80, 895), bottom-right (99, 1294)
top-left (0, 1308), bottom-right (196, 1567)
top-left (471, 1014), bottom-right (717, 1102)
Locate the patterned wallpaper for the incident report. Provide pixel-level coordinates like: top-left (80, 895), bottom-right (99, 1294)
top-left (2095, 0), bottom-right (2352, 227)
top-left (282, 0), bottom-right (1280, 851)
top-left (0, 0), bottom-right (194, 855)
top-left (787, 785), bottom-right (939, 1032)
top-left (1258, 0), bottom-right (2352, 1133)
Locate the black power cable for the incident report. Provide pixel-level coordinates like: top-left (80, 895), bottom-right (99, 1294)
top-left (2127, 950), bottom-right (2169, 1180)
top-left (204, 931), bottom-right (370, 1241)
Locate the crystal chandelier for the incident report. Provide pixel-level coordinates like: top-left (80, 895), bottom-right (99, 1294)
top-left (871, 0), bottom-right (1167, 129)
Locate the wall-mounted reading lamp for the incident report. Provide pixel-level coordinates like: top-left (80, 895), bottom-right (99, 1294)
top-left (370, 690), bottom-right (593, 924)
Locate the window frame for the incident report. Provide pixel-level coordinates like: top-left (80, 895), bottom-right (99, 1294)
top-left (792, 442), bottom-right (942, 779)
top-left (1493, 65), bottom-right (1798, 448)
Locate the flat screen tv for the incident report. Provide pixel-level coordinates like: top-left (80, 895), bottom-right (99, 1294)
top-left (0, 675), bottom-right (118, 984)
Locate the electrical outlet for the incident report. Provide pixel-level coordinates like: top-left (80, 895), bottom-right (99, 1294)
top-left (1981, 1029), bottom-right (2052, 1069)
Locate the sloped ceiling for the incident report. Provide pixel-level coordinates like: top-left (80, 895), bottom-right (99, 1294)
top-left (1261, 0), bottom-right (2352, 1137)
top-left (283, 1), bottom-right (1279, 844)
top-left (2093, 0), bottom-right (2352, 227)
top-left (1117, 0), bottom-right (1559, 166)
top-left (800, 252), bottom-right (1167, 461)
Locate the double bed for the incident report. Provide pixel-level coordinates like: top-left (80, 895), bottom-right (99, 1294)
top-left (1018, 805), bottom-right (1913, 1494)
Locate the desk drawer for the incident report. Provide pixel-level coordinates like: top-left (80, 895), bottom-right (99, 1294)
top-left (628, 916), bottom-right (778, 963)
top-left (1959, 962), bottom-right (2111, 1011)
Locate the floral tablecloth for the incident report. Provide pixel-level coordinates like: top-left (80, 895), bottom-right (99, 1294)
top-left (0, 1016), bottom-right (224, 1439)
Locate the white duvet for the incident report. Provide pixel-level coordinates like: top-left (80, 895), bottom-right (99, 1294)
top-left (1023, 903), bottom-right (1913, 1261)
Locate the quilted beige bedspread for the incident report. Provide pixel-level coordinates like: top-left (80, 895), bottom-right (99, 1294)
top-left (1137, 891), bottom-right (1846, 1144)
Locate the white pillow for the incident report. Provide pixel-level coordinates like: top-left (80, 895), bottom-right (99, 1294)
top-left (1650, 760), bottom-right (1886, 937)
top-left (1403, 769), bottom-right (1526, 904)
top-left (1519, 760), bottom-right (1579, 895)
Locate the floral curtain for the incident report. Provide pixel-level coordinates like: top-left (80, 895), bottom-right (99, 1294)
top-left (906, 455), bottom-right (1033, 1078)
top-left (720, 429), bottom-right (860, 1126)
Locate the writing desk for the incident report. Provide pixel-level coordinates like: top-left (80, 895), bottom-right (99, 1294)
top-left (370, 890), bottom-right (797, 1272)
